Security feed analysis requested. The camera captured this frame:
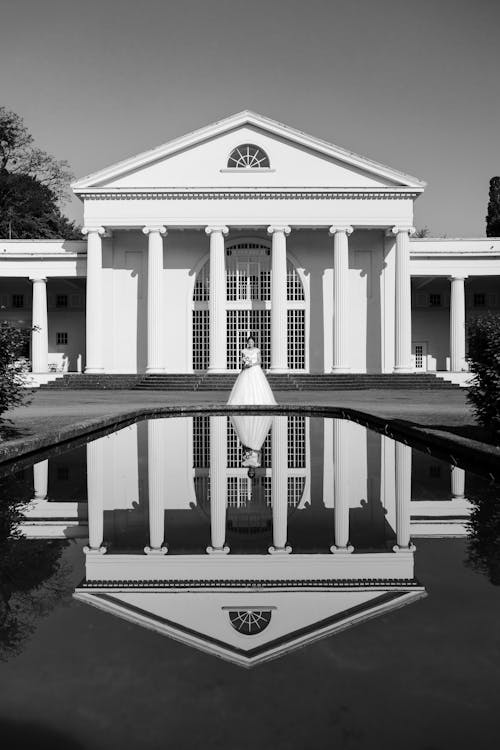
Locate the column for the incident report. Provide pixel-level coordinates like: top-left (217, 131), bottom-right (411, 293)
top-left (330, 419), bottom-right (353, 553)
top-left (143, 226), bottom-right (167, 373)
top-left (30, 277), bottom-right (48, 374)
top-left (206, 226), bottom-right (228, 373)
top-left (84, 438), bottom-right (106, 554)
top-left (33, 459), bottom-right (48, 501)
top-left (207, 416), bottom-right (229, 553)
top-left (268, 226), bottom-right (290, 372)
top-left (449, 275), bottom-right (467, 372)
top-left (329, 226), bottom-right (353, 372)
top-left (145, 419), bottom-right (167, 554)
top-left (269, 416), bottom-right (291, 553)
top-left (393, 442), bottom-right (415, 552)
top-left (82, 226), bottom-right (105, 373)
top-left (451, 466), bottom-right (466, 499)
top-left (391, 225), bottom-right (415, 373)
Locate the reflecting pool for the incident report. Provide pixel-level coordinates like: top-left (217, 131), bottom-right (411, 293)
top-left (0, 414), bottom-right (499, 749)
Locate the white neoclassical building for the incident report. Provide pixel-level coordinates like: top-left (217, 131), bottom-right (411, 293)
top-left (1, 111), bottom-right (499, 383)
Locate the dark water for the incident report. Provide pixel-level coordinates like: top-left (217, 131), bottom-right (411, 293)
top-left (0, 414), bottom-right (499, 750)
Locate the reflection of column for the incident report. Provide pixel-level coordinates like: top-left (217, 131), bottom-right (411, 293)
top-left (33, 459), bottom-right (48, 500)
top-left (206, 225), bottom-right (229, 373)
top-left (84, 438), bottom-right (106, 554)
top-left (82, 226), bottom-right (105, 373)
top-left (330, 419), bottom-right (353, 553)
top-left (207, 416), bottom-right (229, 554)
top-left (322, 418), bottom-right (334, 508)
top-left (329, 225), bottom-right (353, 372)
top-left (269, 416), bottom-right (291, 553)
top-left (450, 276), bottom-right (467, 373)
top-left (31, 277), bottom-right (48, 374)
top-left (143, 226), bottom-right (167, 374)
top-left (451, 466), bottom-right (466, 499)
top-left (392, 225), bottom-right (415, 373)
top-left (393, 442), bottom-right (415, 552)
top-left (268, 226), bottom-right (290, 373)
top-left (145, 420), bottom-right (167, 554)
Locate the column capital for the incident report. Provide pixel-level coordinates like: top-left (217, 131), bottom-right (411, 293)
top-left (328, 225), bottom-right (353, 236)
top-left (449, 274), bottom-right (468, 281)
top-left (388, 225), bottom-right (416, 237)
top-left (267, 225), bottom-right (291, 236)
top-left (29, 276), bottom-right (47, 283)
top-left (82, 226), bottom-right (106, 237)
top-left (142, 225), bottom-right (167, 236)
top-left (205, 225), bottom-right (228, 236)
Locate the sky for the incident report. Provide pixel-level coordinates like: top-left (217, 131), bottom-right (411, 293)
top-left (1, 0), bottom-right (499, 236)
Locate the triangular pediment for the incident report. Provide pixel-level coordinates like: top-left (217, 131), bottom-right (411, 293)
top-left (74, 586), bottom-right (425, 667)
top-left (72, 111), bottom-right (425, 193)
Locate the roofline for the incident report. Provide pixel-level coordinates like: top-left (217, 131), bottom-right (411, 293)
top-left (72, 110), bottom-right (426, 191)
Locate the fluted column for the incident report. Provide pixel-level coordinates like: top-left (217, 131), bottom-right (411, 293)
top-left (330, 418), bottom-right (353, 553)
top-left (207, 416), bottom-right (229, 553)
top-left (391, 225), bottom-right (415, 373)
top-left (145, 419), bottom-right (167, 554)
top-left (33, 459), bottom-right (48, 501)
top-left (268, 226), bottom-right (290, 373)
top-left (393, 442), bottom-right (415, 552)
top-left (30, 277), bottom-right (48, 374)
top-left (329, 226), bottom-right (353, 372)
top-left (82, 226), bottom-right (105, 373)
top-left (451, 466), bottom-right (466, 500)
top-left (143, 226), bottom-right (167, 374)
top-left (84, 438), bottom-right (106, 554)
top-left (206, 226), bottom-right (229, 373)
top-left (450, 275), bottom-right (467, 373)
top-left (269, 416), bottom-right (291, 553)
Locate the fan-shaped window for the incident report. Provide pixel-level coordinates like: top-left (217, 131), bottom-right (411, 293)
top-left (228, 609), bottom-right (272, 635)
top-left (227, 144), bottom-right (270, 169)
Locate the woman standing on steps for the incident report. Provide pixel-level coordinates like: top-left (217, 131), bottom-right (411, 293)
top-left (227, 335), bottom-right (277, 406)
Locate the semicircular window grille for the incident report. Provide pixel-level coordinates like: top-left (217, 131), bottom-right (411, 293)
top-left (227, 144), bottom-right (270, 169)
top-left (228, 609), bottom-right (272, 635)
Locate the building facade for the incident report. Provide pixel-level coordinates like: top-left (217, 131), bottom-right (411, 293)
top-left (1, 111), bottom-right (499, 381)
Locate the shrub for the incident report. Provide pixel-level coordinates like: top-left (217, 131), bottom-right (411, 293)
top-left (467, 314), bottom-right (500, 439)
top-left (0, 324), bottom-right (31, 419)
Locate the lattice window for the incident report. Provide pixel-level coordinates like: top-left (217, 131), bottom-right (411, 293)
top-left (287, 309), bottom-right (305, 370)
top-left (12, 294), bottom-right (24, 308)
top-left (56, 294), bottom-right (68, 308)
top-left (56, 332), bottom-right (68, 345)
top-left (193, 416), bottom-right (210, 468)
top-left (474, 293), bottom-right (486, 308)
top-left (429, 293), bottom-right (441, 307)
top-left (287, 416), bottom-right (306, 468)
top-left (287, 266), bottom-right (305, 301)
top-left (288, 476), bottom-right (305, 507)
top-left (193, 264), bottom-right (210, 302)
top-left (192, 310), bottom-right (209, 371)
top-left (263, 476), bottom-right (272, 507)
top-left (227, 145), bottom-right (270, 169)
top-left (414, 344), bottom-right (424, 369)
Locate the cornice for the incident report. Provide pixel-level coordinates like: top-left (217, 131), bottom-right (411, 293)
top-left (78, 577), bottom-right (422, 589)
top-left (75, 188), bottom-right (421, 201)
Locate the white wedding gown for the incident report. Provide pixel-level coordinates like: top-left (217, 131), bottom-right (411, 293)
top-left (227, 347), bottom-right (277, 405)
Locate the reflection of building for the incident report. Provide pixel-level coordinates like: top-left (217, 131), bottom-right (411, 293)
top-left (18, 415), bottom-right (483, 665)
top-left (2, 112), bottom-right (499, 384)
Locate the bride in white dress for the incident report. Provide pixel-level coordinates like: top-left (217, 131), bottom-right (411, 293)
top-left (227, 336), bottom-right (277, 405)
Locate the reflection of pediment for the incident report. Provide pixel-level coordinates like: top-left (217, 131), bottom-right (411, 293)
top-left (74, 584), bottom-right (425, 667)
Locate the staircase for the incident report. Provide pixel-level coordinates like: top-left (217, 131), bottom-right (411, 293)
top-left (40, 372), bottom-right (461, 391)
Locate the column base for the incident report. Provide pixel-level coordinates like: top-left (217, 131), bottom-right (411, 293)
top-left (393, 367), bottom-right (413, 374)
top-left (331, 367), bottom-right (350, 374)
top-left (85, 368), bottom-right (105, 374)
top-left (268, 545), bottom-right (292, 554)
top-left (207, 367), bottom-right (228, 374)
top-left (144, 546), bottom-right (168, 555)
top-left (83, 546), bottom-right (106, 555)
top-left (268, 367), bottom-right (289, 374)
top-left (393, 543), bottom-right (416, 553)
top-left (330, 545), bottom-right (354, 554)
top-left (206, 546), bottom-right (230, 555)
top-left (145, 368), bottom-right (166, 375)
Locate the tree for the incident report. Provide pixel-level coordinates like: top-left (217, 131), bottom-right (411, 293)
top-left (414, 227), bottom-right (430, 238)
top-left (466, 314), bottom-right (500, 439)
top-left (486, 177), bottom-right (500, 237)
top-left (466, 485), bottom-right (500, 586)
top-left (0, 323), bottom-right (31, 419)
top-left (0, 106), bottom-right (79, 239)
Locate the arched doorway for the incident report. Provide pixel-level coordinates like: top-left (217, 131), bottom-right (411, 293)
top-left (192, 238), bottom-right (306, 371)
